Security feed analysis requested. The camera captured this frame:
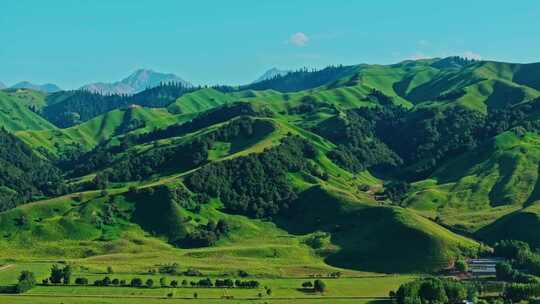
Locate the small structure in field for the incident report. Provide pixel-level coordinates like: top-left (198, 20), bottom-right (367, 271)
top-left (467, 258), bottom-right (504, 276)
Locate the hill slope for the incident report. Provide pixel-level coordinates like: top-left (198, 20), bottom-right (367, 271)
top-left (0, 90), bottom-right (56, 132)
top-left (5, 57), bottom-right (540, 275)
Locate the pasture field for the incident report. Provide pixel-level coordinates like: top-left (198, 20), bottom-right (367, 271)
top-left (0, 295), bottom-right (391, 304)
top-left (0, 259), bottom-right (412, 303)
top-left (0, 261), bottom-right (415, 304)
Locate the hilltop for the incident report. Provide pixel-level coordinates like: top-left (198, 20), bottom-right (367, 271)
top-left (2, 56), bottom-right (540, 281)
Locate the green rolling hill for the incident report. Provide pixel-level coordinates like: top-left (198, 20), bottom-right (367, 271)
top-left (0, 90), bottom-right (56, 132)
top-left (167, 88), bottom-right (235, 114)
top-left (16, 106), bottom-right (194, 157)
top-left (3, 57), bottom-right (540, 277)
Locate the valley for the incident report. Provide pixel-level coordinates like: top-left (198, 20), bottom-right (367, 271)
top-left (2, 57), bottom-right (540, 303)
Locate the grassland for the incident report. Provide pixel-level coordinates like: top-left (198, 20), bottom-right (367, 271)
top-left (0, 90), bottom-right (56, 132)
top-left (0, 296), bottom-right (390, 304)
top-left (16, 107), bottom-right (194, 156)
top-left (0, 256), bottom-right (408, 303)
top-left (4, 57), bottom-right (540, 302)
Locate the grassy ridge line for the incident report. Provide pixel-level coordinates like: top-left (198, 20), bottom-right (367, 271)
top-left (16, 107), bottom-right (193, 156)
top-left (0, 90), bottom-right (57, 132)
top-left (167, 88), bottom-right (235, 114)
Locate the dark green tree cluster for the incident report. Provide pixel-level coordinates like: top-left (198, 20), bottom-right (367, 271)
top-left (130, 185), bottom-right (189, 244)
top-left (287, 96), bottom-right (339, 115)
top-left (181, 219), bottom-right (230, 248)
top-left (318, 100), bottom-right (540, 181)
top-left (129, 185), bottom-right (229, 248)
top-left (43, 82), bottom-right (196, 127)
top-left (185, 136), bottom-right (317, 218)
top-left (314, 112), bottom-right (402, 173)
top-left (74, 277), bottom-right (89, 285)
top-left (48, 264), bottom-right (72, 284)
top-left (494, 240), bottom-right (540, 277)
top-left (134, 102), bottom-right (263, 144)
top-left (366, 89), bottom-right (394, 106)
top-left (103, 139), bottom-right (209, 182)
top-left (300, 279), bottom-right (326, 293)
top-left (243, 65), bottom-right (355, 92)
top-left (0, 128), bottom-right (66, 211)
top-left (15, 271), bottom-right (36, 294)
top-left (503, 283), bottom-right (540, 303)
top-left (496, 261), bottom-right (538, 283)
top-left (383, 181), bottom-right (411, 205)
top-left (69, 116), bottom-right (273, 182)
top-left (394, 278), bottom-right (476, 304)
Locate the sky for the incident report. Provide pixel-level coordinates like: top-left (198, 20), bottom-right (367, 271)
top-left (1, 0), bottom-right (539, 89)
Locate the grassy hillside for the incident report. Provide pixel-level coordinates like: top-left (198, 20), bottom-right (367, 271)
top-left (404, 131), bottom-right (540, 235)
top-left (0, 90), bottom-right (56, 132)
top-left (5, 57), bottom-right (540, 287)
top-left (167, 88), bottom-right (235, 114)
top-left (408, 132), bottom-right (540, 208)
top-left (476, 203), bottom-right (540, 247)
top-left (279, 186), bottom-right (478, 273)
top-left (17, 106), bottom-right (193, 157)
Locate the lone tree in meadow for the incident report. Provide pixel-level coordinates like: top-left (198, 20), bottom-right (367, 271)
top-left (49, 264), bottom-right (63, 284)
top-left (131, 278), bottom-right (143, 287)
top-left (314, 279), bottom-right (326, 293)
top-left (302, 281), bottom-right (313, 288)
top-left (49, 264), bottom-right (71, 284)
top-left (146, 278), bottom-right (154, 288)
top-left (16, 271), bottom-right (36, 293)
top-left (62, 265), bottom-right (72, 285)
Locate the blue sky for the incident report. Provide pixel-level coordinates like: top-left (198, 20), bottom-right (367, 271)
top-left (1, 0), bottom-right (539, 88)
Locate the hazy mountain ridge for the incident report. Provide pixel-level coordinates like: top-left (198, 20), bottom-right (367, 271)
top-left (252, 68), bottom-right (291, 83)
top-left (80, 69), bottom-right (192, 95)
top-left (10, 81), bottom-right (62, 93)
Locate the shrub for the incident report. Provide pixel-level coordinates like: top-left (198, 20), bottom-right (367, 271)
top-left (314, 279), bottom-right (326, 293)
top-left (131, 278), bottom-right (143, 287)
top-left (15, 271), bottom-right (36, 294)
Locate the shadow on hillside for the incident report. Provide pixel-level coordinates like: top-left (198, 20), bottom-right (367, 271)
top-left (275, 186), bottom-right (440, 273)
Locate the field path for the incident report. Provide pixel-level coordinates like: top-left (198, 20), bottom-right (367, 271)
top-left (0, 264), bottom-right (14, 272)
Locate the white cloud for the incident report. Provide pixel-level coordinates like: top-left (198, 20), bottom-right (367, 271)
top-left (418, 40), bottom-right (431, 47)
top-left (462, 51), bottom-right (482, 60)
top-left (289, 32), bottom-right (309, 47)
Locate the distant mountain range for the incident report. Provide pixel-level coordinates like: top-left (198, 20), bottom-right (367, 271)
top-left (80, 69), bottom-right (192, 95)
top-left (253, 68), bottom-right (290, 83)
top-left (0, 81), bottom-right (5, 89)
top-left (10, 81), bottom-right (62, 93)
